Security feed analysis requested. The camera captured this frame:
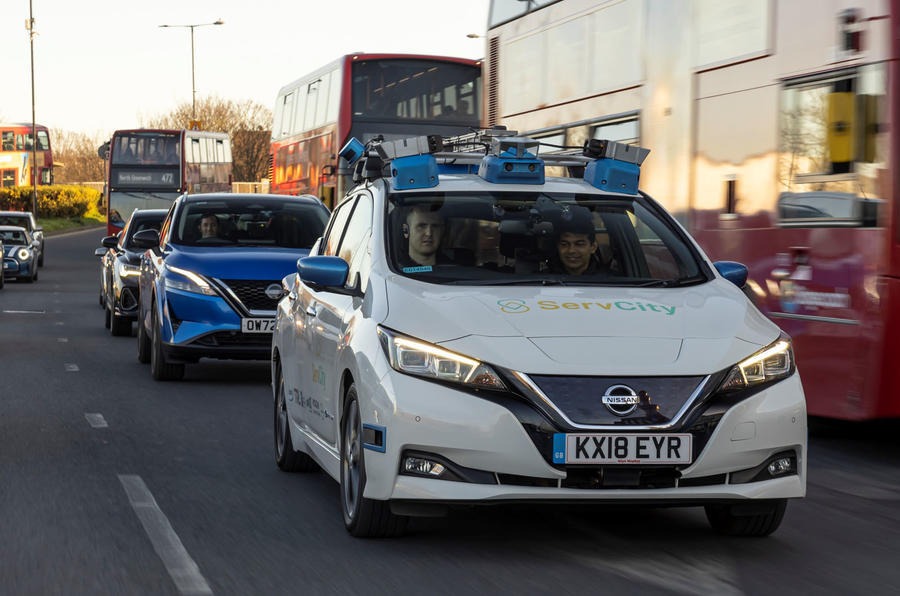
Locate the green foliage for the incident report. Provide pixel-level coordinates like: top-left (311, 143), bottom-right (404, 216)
top-left (0, 185), bottom-right (102, 218)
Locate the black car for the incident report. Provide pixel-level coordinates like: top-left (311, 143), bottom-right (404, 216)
top-left (95, 208), bottom-right (167, 336)
top-left (0, 211), bottom-right (43, 267)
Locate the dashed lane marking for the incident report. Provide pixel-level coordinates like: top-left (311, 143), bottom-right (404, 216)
top-left (64, 363), bottom-right (79, 372)
top-left (118, 475), bottom-right (213, 595)
top-left (85, 413), bottom-right (108, 428)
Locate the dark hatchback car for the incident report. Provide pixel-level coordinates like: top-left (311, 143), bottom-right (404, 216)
top-left (133, 193), bottom-right (329, 381)
top-left (1, 225), bottom-right (39, 283)
top-left (95, 208), bottom-right (167, 336)
top-left (0, 211), bottom-right (43, 267)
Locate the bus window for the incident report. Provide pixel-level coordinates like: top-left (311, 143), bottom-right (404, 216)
top-left (2, 132), bottom-right (13, 151)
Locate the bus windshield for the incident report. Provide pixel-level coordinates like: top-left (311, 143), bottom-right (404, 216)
top-left (112, 132), bottom-right (181, 166)
top-left (352, 59), bottom-right (481, 124)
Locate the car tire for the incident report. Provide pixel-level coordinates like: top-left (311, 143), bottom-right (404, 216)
top-left (0, 274), bottom-right (4, 290)
top-left (705, 499), bottom-right (787, 537)
top-left (274, 363), bottom-right (318, 473)
top-left (38, 250), bottom-right (43, 267)
top-left (340, 384), bottom-right (407, 538)
top-left (137, 310), bottom-right (151, 364)
top-left (32, 268), bottom-right (38, 281)
top-left (104, 303), bottom-right (111, 329)
top-left (150, 307), bottom-right (184, 381)
top-left (110, 312), bottom-right (131, 337)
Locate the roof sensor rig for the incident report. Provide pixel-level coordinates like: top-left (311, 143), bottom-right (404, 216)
top-left (338, 129), bottom-right (651, 193)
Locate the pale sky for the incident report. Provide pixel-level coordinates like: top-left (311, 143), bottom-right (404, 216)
top-left (0, 0), bottom-right (491, 138)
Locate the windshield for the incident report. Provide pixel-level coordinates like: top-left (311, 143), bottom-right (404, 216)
top-left (352, 59), bottom-right (481, 125)
top-left (174, 197), bottom-right (329, 248)
top-left (111, 132), bottom-right (181, 166)
top-left (0, 215), bottom-right (31, 231)
top-left (0, 229), bottom-right (30, 245)
top-left (387, 192), bottom-right (708, 286)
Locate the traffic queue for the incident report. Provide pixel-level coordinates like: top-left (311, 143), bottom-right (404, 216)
top-left (88, 128), bottom-right (806, 538)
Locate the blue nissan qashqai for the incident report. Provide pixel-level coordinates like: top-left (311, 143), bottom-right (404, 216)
top-left (133, 192), bottom-right (330, 381)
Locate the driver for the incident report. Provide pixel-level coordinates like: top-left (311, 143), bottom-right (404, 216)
top-left (198, 213), bottom-right (220, 239)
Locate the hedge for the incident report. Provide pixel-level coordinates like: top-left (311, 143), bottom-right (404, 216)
top-left (0, 185), bottom-right (102, 218)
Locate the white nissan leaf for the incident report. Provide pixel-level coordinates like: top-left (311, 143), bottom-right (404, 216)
top-left (271, 131), bottom-right (807, 538)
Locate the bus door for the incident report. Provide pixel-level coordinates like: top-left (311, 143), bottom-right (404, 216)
top-left (766, 194), bottom-right (883, 419)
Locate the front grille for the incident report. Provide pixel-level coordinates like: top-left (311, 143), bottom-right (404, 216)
top-left (191, 332), bottom-right (272, 347)
top-left (219, 279), bottom-right (280, 311)
top-left (496, 468), bottom-right (728, 490)
top-left (527, 375), bottom-right (706, 426)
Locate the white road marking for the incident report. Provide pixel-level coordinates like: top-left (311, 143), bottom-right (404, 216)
top-left (64, 363), bottom-right (79, 372)
top-left (118, 475), bottom-right (213, 595)
top-left (85, 413), bottom-right (108, 428)
top-left (57, 337), bottom-right (68, 343)
top-left (2, 309), bottom-right (45, 314)
top-left (54, 321), bottom-right (65, 326)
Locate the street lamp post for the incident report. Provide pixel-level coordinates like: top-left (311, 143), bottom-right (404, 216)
top-left (26, 0), bottom-right (37, 215)
top-left (158, 19), bottom-right (224, 120)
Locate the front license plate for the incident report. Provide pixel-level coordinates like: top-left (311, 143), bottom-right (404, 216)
top-left (241, 318), bottom-right (276, 333)
top-left (553, 433), bottom-right (692, 465)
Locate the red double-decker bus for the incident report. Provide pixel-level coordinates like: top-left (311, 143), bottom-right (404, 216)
top-left (485, 0), bottom-right (900, 420)
top-left (269, 53), bottom-right (482, 208)
top-left (0, 123), bottom-right (53, 188)
top-left (101, 128), bottom-right (232, 235)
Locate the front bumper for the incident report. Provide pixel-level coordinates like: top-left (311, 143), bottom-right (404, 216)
top-left (160, 288), bottom-right (273, 362)
top-left (3, 257), bottom-right (33, 280)
top-left (356, 371), bottom-right (807, 504)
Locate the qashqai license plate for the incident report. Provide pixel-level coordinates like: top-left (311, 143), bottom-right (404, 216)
top-left (553, 433), bottom-right (692, 464)
top-left (241, 318), bottom-right (276, 333)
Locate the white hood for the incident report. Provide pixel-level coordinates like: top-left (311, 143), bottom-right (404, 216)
top-left (382, 276), bottom-right (779, 376)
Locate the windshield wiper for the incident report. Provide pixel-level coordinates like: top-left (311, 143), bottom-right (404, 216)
top-left (628, 275), bottom-right (707, 288)
top-left (447, 278), bottom-right (568, 286)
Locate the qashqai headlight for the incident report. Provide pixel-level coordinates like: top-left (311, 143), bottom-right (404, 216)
top-left (164, 265), bottom-right (216, 296)
top-left (720, 333), bottom-right (794, 392)
top-left (378, 327), bottom-right (506, 390)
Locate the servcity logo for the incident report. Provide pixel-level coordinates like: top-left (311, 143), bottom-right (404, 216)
top-left (497, 298), bottom-right (676, 315)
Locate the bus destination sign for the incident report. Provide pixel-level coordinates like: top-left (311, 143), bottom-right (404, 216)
top-left (112, 168), bottom-right (179, 189)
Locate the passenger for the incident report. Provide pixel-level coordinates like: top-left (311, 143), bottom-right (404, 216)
top-left (401, 205), bottom-right (445, 267)
top-left (549, 210), bottom-right (603, 275)
top-left (198, 213), bottom-right (220, 240)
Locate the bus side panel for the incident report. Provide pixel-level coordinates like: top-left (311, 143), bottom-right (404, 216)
top-left (872, 277), bottom-right (900, 418)
top-left (694, 226), bottom-right (886, 421)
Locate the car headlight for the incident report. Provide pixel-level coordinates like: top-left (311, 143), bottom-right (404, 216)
top-left (16, 248), bottom-right (31, 261)
top-left (378, 327), bottom-right (506, 390)
top-left (720, 334), bottom-right (793, 392)
top-left (164, 265), bottom-right (216, 296)
top-left (115, 260), bottom-right (141, 278)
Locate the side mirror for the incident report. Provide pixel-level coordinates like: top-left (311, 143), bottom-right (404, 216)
top-left (131, 229), bottom-right (160, 249)
top-left (101, 235), bottom-right (118, 249)
top-left (714, 261), bottom-right (748, 288)
top-left (297, 255), bottom-right (349, 288)
top-left (94, 248), bottom-right (107, 257)
top-left (32, 240), bottom-right (41, 249)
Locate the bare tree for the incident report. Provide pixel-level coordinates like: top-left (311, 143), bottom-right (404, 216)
top-left (146, 96), bottom-right (272, 182)
top-left (52, 130), bottom-right (107, 184)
